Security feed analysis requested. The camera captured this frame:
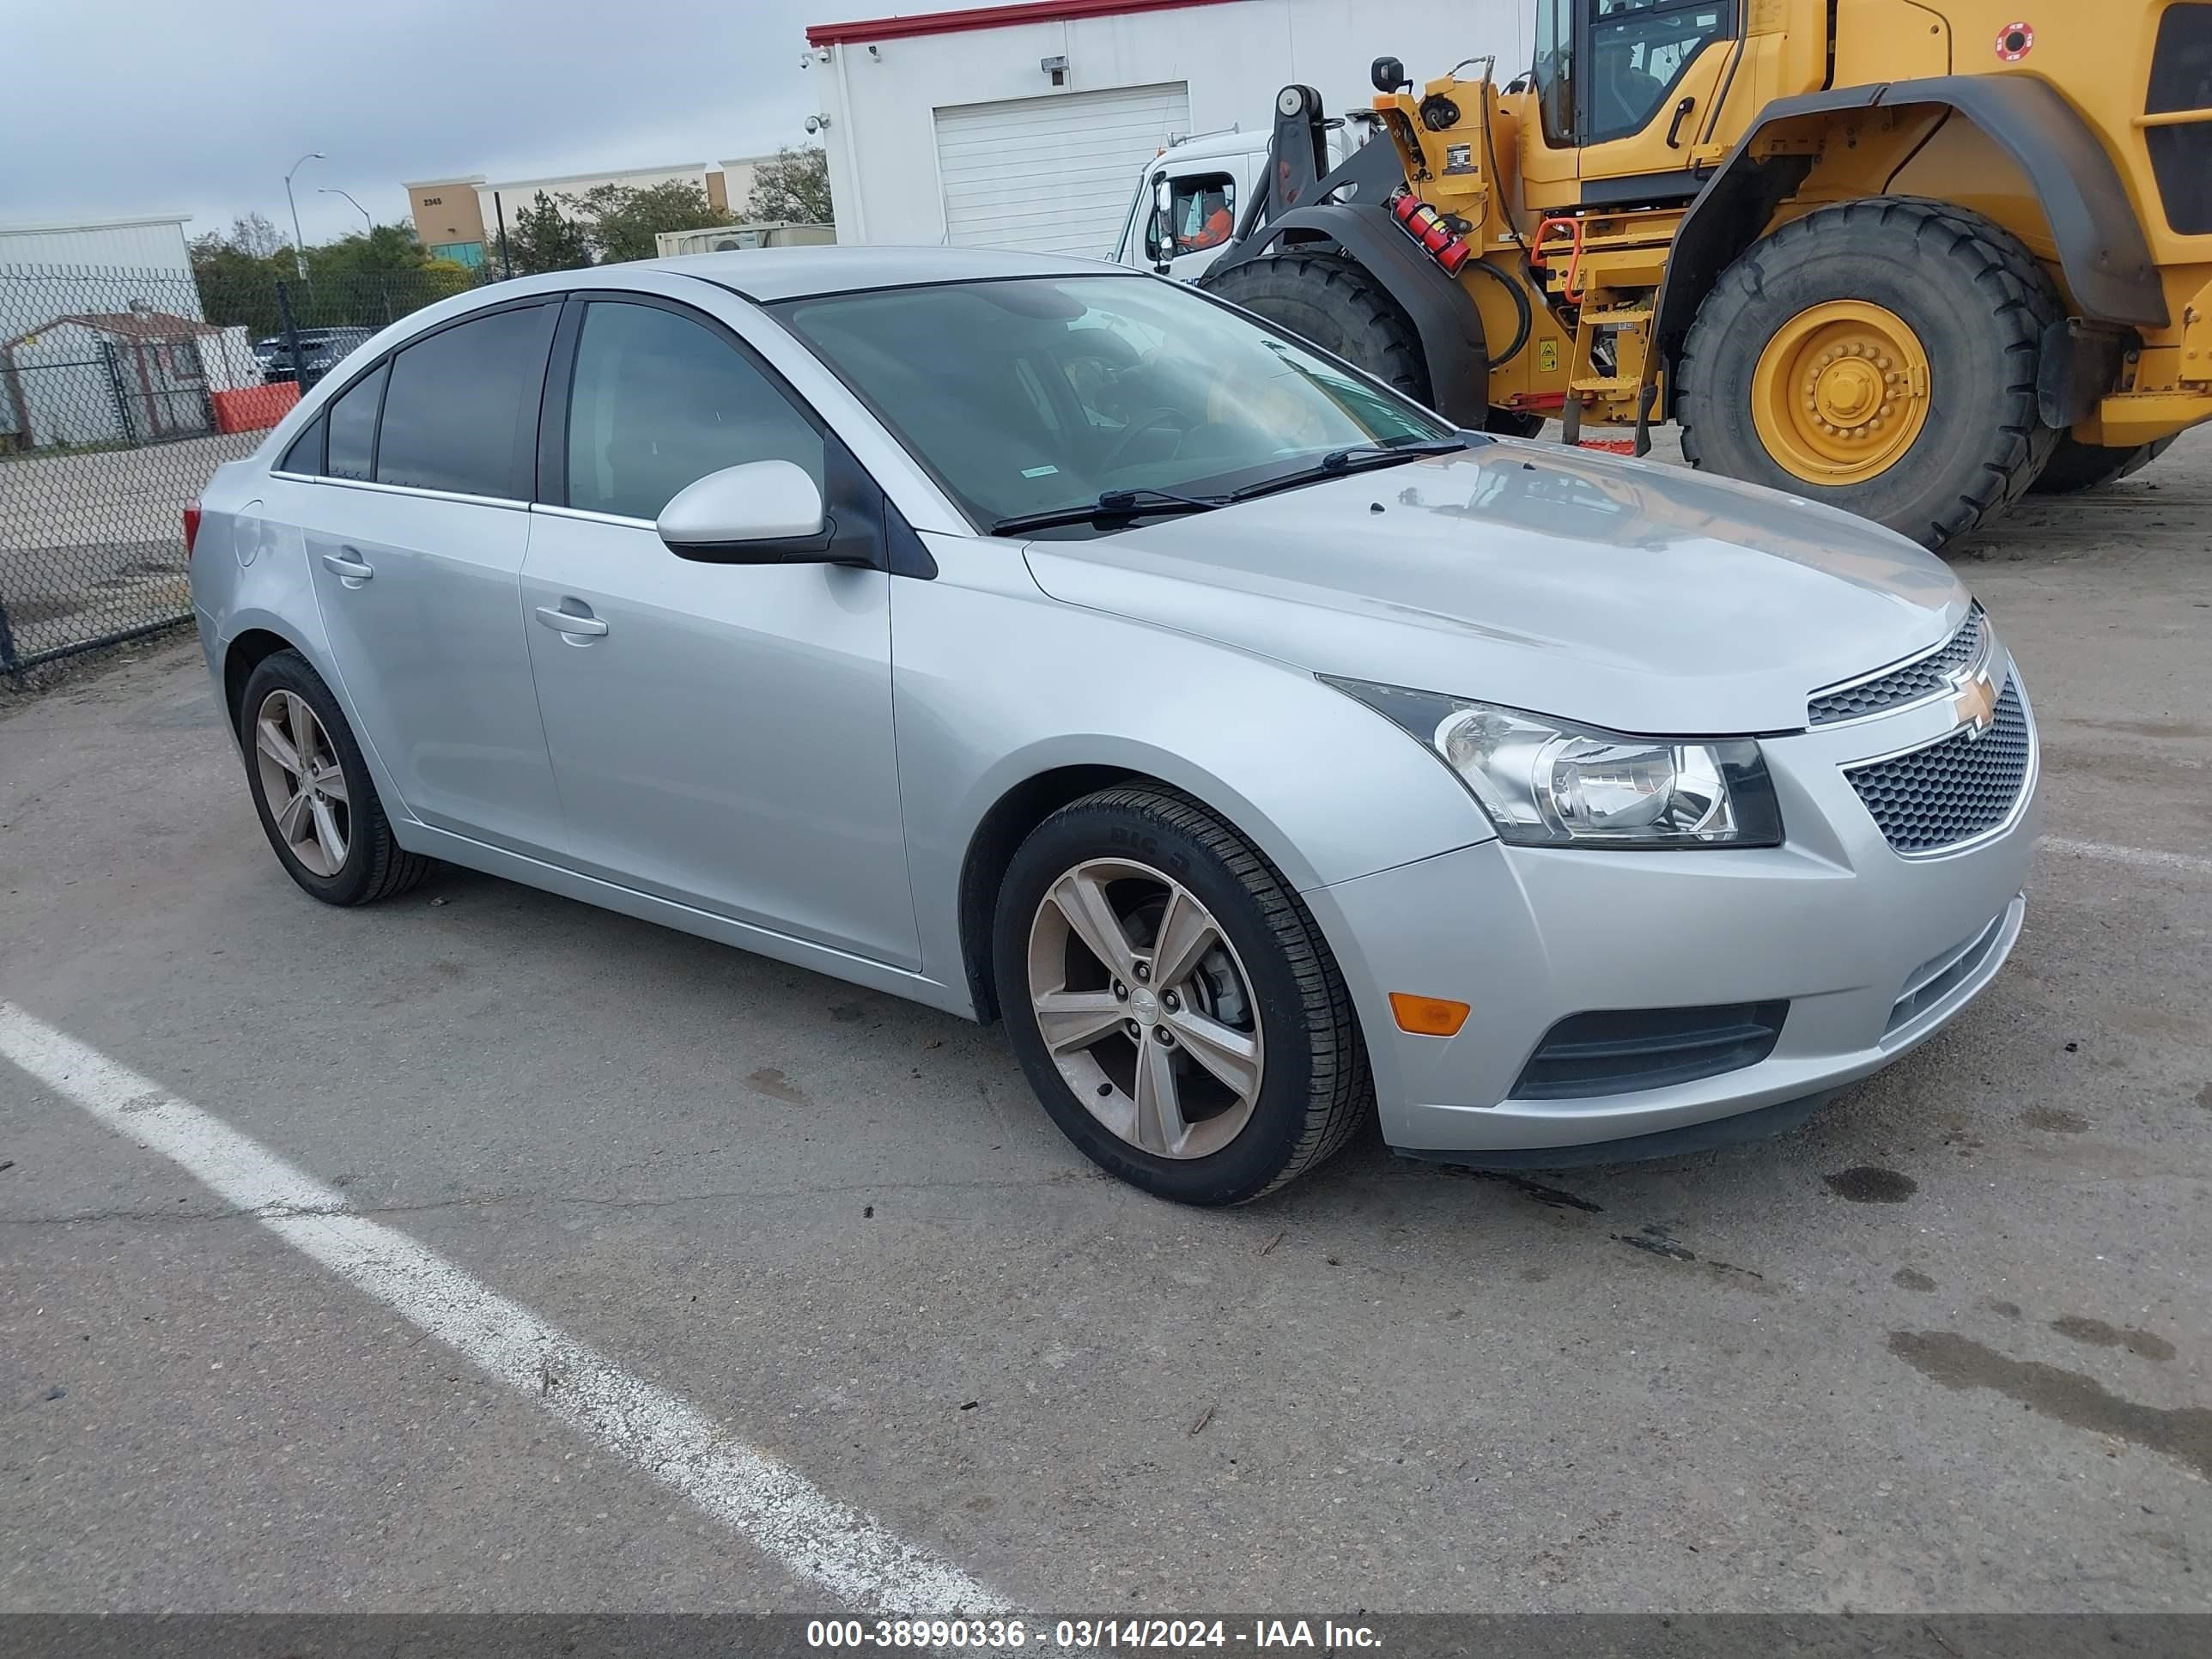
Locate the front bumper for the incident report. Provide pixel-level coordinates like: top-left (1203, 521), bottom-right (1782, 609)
top-left (1305, 671), bottom-right (2039, 1158)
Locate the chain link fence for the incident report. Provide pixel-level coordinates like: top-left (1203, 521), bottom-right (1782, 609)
top-left (1, 260), bottom-right (485, 684)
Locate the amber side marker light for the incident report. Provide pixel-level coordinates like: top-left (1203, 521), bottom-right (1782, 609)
top-left (1389, 993), bottom-right (1471, 1037)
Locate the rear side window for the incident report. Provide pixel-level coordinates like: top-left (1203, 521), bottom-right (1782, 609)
top-left (375, 304), bottom-right (557, 499)
top-left (325, 362), bottom-right (386, 482)
top-left (563, 300), bottom-right (824, 521)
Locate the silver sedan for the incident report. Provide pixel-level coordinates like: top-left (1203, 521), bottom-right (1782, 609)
top-left (187, 247), bottom-right (2038, 1205)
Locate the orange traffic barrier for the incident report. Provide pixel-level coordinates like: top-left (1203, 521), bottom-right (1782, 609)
top-left (212, 382), bottom-right (301, 434)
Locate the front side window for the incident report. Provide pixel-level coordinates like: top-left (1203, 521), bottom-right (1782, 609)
top-left (1170, 173), bottom-right (1237, 254)
top-left (775, 275), bottom-right (1451, 535)
top-left (374, 303), bottom-right (557, 499)
top-left (563, 301), bottom-right (825, 523)
top-left (1584, 0), bottom-right (1733, 145)
top-left (324, 362), bottom-right (385, 482)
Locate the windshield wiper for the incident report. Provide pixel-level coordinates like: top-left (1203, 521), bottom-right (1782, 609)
top-left (988, 487), bottom-right (1231, 537)
top-left (1227, 435), bottom-right (1475, 503)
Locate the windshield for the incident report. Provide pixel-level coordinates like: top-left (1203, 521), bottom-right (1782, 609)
top-left (773, 275), bottom-right (1453, 535)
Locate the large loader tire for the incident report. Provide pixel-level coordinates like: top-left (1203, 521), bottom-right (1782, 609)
top-left (1202, 250), bottom-right (1435, 404)
top-left (2027, 434), bottom-right (2174, 495)
top-left (1675, 197), bottom-right (2062, 551)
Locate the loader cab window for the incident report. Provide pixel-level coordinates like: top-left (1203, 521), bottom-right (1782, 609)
top-left (1581, 0), bottom-right (1734, 146)
top-left (1532, 0), bottom-right (1577, 147)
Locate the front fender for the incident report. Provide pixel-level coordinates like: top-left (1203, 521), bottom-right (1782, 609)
top-left (890, 546), bottom-right (1492, 1001)
top-left (1654, 76), bottom-right (2167, 382)
top-left (1206, 201), bottom-right (1492, 428)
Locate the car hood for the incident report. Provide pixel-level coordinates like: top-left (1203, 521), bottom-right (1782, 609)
top-left (1019, 441), bottom-right (1969, 734)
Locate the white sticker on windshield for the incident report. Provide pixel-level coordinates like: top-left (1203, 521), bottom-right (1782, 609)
top-left (1020, 465), bottom-right (1060, 477)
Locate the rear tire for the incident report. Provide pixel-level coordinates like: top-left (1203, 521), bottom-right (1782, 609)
top-left (238, 650), bottom-right (434, 907)
top-left (2027, 434), bottom-right (2174, 495)
top-left (1675, 197), bottom-right (2061, 551)
top-left (1202, 250), bottom-right (1436, 404)
top-left (993, 786), bottom-right (1371, 1206)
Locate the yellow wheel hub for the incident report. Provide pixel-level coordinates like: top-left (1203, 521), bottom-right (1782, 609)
top-left (1750, 301), bottom-right (1931, 487)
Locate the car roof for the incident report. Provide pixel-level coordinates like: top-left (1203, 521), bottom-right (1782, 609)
top-left (629, 244), bottom-right (1132, 302)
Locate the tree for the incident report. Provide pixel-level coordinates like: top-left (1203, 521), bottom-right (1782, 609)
top-left (501, 190), bottom-right (594, 276)
top-left (744, 147), bottom-right (834, 226)
top-left (571, 179), bottom-right (732, 264)
top-left (222, 212), bottom-right (290, 261)
top-left (191, 215), bottom-right (294, 335)
top-left (306, 223), bottom-right (434, 282)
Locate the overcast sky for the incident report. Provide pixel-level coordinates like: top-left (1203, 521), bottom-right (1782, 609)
top-left (9, 0), bottom-right (888, 246)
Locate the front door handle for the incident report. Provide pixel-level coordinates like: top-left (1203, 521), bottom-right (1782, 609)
top-left (536, 603), bottom-right (608, 638)
top-left (320, 550), bottom-right (374, 583)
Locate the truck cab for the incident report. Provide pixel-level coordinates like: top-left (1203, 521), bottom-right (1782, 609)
top-left (1109, 118), bottom-right (1378, 281)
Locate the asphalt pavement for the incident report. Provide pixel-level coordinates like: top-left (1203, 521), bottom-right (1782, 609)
top-left (2, 433), bottom-right (2207, 1613)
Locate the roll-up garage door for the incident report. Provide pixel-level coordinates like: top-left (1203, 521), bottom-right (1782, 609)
top-left (932, 82), bottom-right (1191, 257)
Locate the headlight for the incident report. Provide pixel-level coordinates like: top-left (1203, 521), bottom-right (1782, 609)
top-left (1324, 678), bottom-right (1783, 848)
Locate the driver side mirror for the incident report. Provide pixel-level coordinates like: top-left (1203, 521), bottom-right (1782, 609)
top-left (657, 460), bottom-right (827, 561)
top-left (1150, 173), bottom-right (1174, 274)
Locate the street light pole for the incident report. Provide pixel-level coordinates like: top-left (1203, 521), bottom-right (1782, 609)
top-left (283, 151), bottom-right (325, 279)
top-left (319, 186), bottom-right (372, 233)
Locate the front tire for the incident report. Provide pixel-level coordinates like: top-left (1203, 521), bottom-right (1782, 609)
top-left (2027, 434), bottom-right (2174, 495)
top-left (1201, 250), bottom-right (1436, 404)
top-left (993, 787), bottom-right (1370, 1205)
top-left (239, 650), bottom-right (434, 906)
top-left (1675, 197), bottom-right (2061, 550)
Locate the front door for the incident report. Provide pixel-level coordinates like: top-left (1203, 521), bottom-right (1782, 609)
top-left (299, 300), bottom-right (566, 855)
top-left (1573, 0), bottom-right (1740, 191)
top-left (520, 295), bottom-right (919, 968)
top-left (1158, 164), bottom-right (1243, 281)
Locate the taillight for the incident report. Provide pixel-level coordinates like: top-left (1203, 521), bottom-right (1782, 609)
top-left (183, 500), bottom-right (201, 558)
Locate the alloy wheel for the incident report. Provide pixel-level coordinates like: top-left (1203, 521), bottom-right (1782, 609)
top-left (252, 689), bottom-right (350, 878)
top-left (1026, 858), bottom-right (1265, 1160)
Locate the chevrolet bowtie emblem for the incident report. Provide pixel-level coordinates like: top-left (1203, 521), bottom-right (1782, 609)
top-left (1953, 668), bottom-right (1997, 738)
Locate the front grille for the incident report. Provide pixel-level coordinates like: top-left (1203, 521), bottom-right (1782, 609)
top-left (1509, 1001), bottom-right (1788, 1100)
top-left (1808, 606), bottom-right (1984, 726)
top-left (2148, 4), bottom-right (2212, 234)
top-left (1845, 676), bottom-right (2031, 854)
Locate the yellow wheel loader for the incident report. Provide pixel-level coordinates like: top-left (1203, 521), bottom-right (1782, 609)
top-left (1197, 2), bottom-right (2212, 549)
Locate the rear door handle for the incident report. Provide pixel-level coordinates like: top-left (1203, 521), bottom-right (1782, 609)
top-left (536, 603), bottom-right (608, 638)
top-left (320, 550), bottom-right (374, 582)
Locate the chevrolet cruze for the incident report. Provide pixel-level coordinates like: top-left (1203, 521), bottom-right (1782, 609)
top-left (188, 247), bottom-right (2039, 1205)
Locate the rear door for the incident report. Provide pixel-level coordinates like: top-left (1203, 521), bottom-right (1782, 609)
top-left (299, 298), bottom-right (565, 855)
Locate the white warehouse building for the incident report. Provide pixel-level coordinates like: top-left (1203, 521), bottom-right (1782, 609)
top-left (801, 0), bottom-right (1528, 256)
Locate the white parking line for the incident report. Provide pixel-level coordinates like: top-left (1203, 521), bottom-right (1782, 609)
top-left (2040, 836), bottom-right (2212, 878)
top-left (0, 1000), bottom-right (1004, 1615)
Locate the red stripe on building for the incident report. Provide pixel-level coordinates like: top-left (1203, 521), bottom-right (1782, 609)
top-left (806, 0), bottom-right (1242, 49)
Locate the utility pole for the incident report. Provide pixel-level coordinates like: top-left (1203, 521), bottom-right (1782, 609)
top-left (319, 186), bottom-right (371, 233)
top-left (284, 151), bottom-right (325, 282)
